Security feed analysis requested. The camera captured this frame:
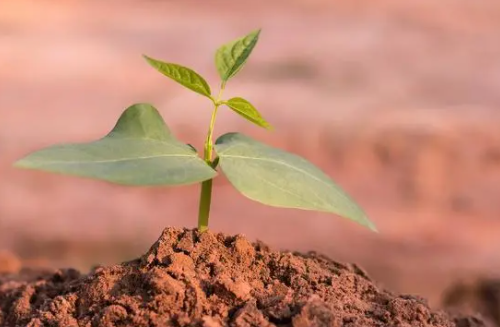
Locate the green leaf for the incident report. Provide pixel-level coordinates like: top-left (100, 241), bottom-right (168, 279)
top-left (215, 29), bottom-right (261, 82)
top-left (143, 55), bottom-right (212, 98)
top-left (215, 133), bottom-right (377, 231)
top-left (224, 97), bottom-right (272, 130)
top-left (14, 103), bottom-right (217, 186)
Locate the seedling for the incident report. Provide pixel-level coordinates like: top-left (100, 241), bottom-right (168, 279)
top-left (14, 29), bottom-right (377, 233)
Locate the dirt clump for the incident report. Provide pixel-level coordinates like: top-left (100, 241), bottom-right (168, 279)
top-left (0, 227), bottom-right (487, 326)
top-left (443, 278), bottom-right (500, 327)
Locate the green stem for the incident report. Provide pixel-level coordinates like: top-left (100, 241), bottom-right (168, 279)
top-left (197, 179), bottom-right (212, 232)
top-left (197, 82), bottom-right (226, 232)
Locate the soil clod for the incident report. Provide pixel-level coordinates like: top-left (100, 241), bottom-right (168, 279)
top-left (443, 278), bottom-right (500, 327)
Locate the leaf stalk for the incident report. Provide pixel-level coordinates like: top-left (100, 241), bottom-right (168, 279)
top-left (197, 82), bottom-right (226, 232)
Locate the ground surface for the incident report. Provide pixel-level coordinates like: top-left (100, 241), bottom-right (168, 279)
top-left (0, 228), bottom-right (489, 327)
top-left (1, 0), bottom-right (500, 313)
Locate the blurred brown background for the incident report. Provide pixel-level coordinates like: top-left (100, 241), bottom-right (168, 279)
top-left (1, 0), bottom-right (499, 308)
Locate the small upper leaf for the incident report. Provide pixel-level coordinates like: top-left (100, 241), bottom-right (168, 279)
top-left (143, 55), bottom-right (212, 98)
top-left (224, 97), bottom-right (272, 130)
top-left (215, 132), bottom-right (377, 231)
top-left (14, 103), bottom-right (217, 186)
top-left (215, 29), bottom-right (261, 82)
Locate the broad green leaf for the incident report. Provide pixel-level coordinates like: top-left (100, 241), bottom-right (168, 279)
top-left (143, 55), bottom-right (212, 98)
top-left (215, 133), bottom-right (376, 231)
top-left (215, 29), bottom-right (261, 82)
top-left (224, 97), bottom-right (272, 130)
top-left (14, 103), bottom-right (217, 186)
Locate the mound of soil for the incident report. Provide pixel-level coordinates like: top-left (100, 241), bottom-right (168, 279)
top-left (0, 228), bottom-right (487, 326)
top-left (443, 278), bottom-right (500, 327)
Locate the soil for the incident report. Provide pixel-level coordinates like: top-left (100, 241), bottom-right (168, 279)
top-left (442, 278), bottom-right (500, 327)
top-left (0, 228), bottom-right (488, 327)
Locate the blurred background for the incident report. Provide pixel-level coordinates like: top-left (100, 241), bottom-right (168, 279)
top-left (1, 0), bottom-right (500, 310)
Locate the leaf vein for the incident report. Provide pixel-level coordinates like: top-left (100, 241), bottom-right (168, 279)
top-left (32, 153), bottom-right (195, 165)
top-left (220, 154), bottom-right (333, 190)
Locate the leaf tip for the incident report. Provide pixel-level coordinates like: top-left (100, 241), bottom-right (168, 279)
top-left (12, 158), bottom-right (36, 171)
top-left (12, 159), bottom-right (24, 168)
top-left (142, 54), bottom-right (156, 66)
top-left (249, 29), bottom-right (262, 43)
top-left (364, 218), bottom-right (378, 233)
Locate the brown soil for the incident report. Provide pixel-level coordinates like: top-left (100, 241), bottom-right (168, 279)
top-left (442, 278), bottom-right (500, 327)
top-left (0, 228), bottom-right (487, 327)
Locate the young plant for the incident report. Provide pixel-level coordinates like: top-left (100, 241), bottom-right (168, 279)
top-left (14, 29), bottom-right (377, 233)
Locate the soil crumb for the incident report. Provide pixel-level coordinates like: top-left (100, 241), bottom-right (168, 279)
top-left (0, 228), bottom-right (487, 326)
top-left (443, 278), bottom-right (500, 327)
